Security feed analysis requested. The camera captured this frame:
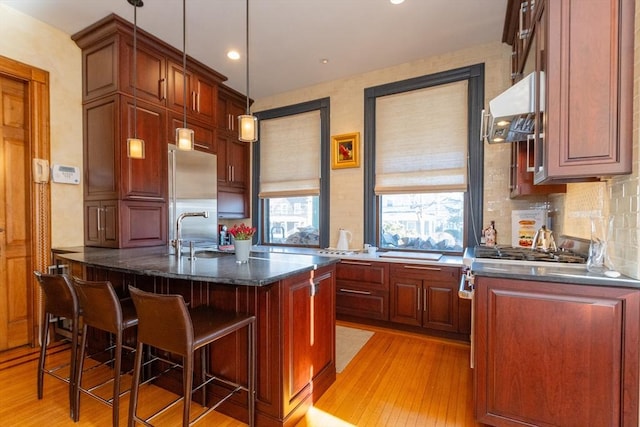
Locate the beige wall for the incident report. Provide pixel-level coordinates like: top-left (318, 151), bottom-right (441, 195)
top-left (253, 41), bottom-right (563, 252)
top-left (0, 5), bottom-right (84, 248)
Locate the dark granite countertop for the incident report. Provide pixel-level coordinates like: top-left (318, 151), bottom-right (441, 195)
top-left (470, 260), bottom-right (640, 289)
top-left (53, 246), bottom-right (339, 286)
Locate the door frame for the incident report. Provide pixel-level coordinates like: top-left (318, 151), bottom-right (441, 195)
top-left (0, 54), bottom-right (51, 346)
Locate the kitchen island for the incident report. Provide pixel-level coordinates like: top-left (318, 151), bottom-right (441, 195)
top-left (54, 246), bottom-right (339, 427)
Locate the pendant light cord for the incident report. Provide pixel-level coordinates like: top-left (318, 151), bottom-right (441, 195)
top-left (132, 3), bottom-right (139, 138)
top-left (245, 0), bottom-right (250, 115)
top-left (182, 0), bottom-right (187, 128)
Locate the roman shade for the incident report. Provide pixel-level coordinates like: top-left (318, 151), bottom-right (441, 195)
top-left (374, 80), bottom-right (468, 194)
top-left (259, 110), bottom-right (321, 198)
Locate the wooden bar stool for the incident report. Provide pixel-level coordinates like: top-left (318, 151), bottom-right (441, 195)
top-left (72, 278), bottom-right (139, 427)
top-left (127, 286), bottom-right (256, 427)
top-left (33, 271), bottom-right (80, 421)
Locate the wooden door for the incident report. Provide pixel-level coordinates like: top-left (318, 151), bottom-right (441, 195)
top-left (0, 75), bottom-right (32, 350)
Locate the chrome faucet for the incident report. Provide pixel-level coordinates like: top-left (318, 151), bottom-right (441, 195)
top-left (172, 211), bottom-right (209, 257)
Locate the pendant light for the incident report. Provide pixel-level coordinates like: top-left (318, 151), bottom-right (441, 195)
top-left (238, 0), bottom-right (258, 142)
top-left (127, 0), bottom-right (145, 159)
top-left (175, 0), bottom-right (195, 151)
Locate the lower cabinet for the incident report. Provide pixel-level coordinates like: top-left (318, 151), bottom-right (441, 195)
top-left (474, 276), bottom-right (639, 426)
top-left (336, 260), bottom-right (389, 320)
top-left (84, 200), bottom-right (167, 248)
top-left (390, 264), bottom-right (460, 333)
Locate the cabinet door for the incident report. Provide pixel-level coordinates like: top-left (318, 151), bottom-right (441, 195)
top-left (167, 61), bottom-right (193, 115)
top-left (84, 96), bottom-right (118, 200)
top-left (311, 268), bottom-right (335, 380)
top-left (423, 279), bottom-right (456, 332)
top-left (217, 91), bottom-right (247, 133)
top-left (534, 0), bottom-right (634, 183)
top-left (475, 276), bottom-right (639, 427)
top-left (84, 200), bottom-right (119, 248)
top-left (282, 275), bottom-right (314, 415)
top-left (227, 138), bottom-right (248, 189)
top-left (389, 276), bottom-right (422, 327)
top-left (192, 76), bottom-right (217, 122)
top-left (120, 96), bottom-right (167, 201)
top-left (121, 37), bottom-right (166, 105)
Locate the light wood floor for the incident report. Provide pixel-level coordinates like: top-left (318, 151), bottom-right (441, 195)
top-left (0, 321), bottom-right (481, 426)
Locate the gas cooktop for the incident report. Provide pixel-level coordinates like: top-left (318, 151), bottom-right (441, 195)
top-left (473, 245), bottom-right (587, 264)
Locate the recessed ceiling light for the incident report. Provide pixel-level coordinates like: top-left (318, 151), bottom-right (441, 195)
top-left (227, 50), bottom-right (240, 60)
top-left (390, 0), bottom-right (405, 4)
top-left (320, 58), bottom-right (329, 64)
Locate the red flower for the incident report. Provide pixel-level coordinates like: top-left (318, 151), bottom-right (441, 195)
top-left (228, 223), bottom-right (256, 240)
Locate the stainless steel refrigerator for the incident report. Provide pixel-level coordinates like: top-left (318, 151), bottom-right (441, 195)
top-left (168, 146), bottom-right (218, 246)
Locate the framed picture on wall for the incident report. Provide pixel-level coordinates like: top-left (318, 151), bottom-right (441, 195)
top-left (331, 132), bottom-right (360, 169)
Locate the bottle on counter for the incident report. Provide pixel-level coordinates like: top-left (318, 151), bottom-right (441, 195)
top-left (484, 221), bottom-right (497, 247)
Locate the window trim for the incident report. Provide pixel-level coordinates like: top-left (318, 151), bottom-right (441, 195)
top-left (363, 64), bottom-right (484, 250)
top-left (252, 98), bottom-right (331, 248)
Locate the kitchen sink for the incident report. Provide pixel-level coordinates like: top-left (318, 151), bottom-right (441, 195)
top-left (193, 250), bottom-right (230, 259)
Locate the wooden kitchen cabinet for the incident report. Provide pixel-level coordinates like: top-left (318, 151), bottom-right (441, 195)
top-left (474, 276), bottom-right (639, 426)
top-left (509, 139), bottom-right (565, 198)
top-left (504, 0), bottom-right (634, 184)
top-left (390, 264), bottom-right (460, 333)
top-left (74, 14), bottom-right (227, 246)
top-left (82, 94), bottom-right (168, 247)
top-left (336, 260), bottom-right (389, 321)
top-left (167, 60), bottom-right (218, 123)
top-left (216, 86), bottom-right (251, 218)
top-left (217, 86), bottom-right (247, 134)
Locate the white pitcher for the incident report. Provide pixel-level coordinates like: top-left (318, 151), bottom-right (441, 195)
top-left (336, 229), bottom-right (352, 250)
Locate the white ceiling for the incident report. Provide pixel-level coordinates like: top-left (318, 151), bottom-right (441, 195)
top-left (1, 0), bottom-right (508, 99)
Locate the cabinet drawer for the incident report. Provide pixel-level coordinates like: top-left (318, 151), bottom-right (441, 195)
top-left (336, 260), bottom-right (388, 289)
top-left (336, 285), bottom-right (388, 321)
top-left (390, 264), bottom-right (459, 281)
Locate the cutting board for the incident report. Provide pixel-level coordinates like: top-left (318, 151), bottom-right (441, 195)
top-left (379, 251), bottom-right (442, 261)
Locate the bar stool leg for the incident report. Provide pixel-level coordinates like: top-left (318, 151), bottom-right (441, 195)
top-left (127, 341), bottom-right (144, 427)
top-left (37, 312), bottom-right (50, 401)
top-left (112, 333), bottom-right (123, 427)
top-left (183, 354), bottom-right (194, 426)
top-left (74, 323), bottom-right (89, 422)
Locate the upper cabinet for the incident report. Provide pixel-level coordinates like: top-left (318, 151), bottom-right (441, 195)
top-left (503, 0), bottom-right (634, 184)
top-left (216, 86), bottom-right (251, 218)
top-left (167, 61), bottom-right (218, 124)
top-left (72, 14), bottom-right (228, 247)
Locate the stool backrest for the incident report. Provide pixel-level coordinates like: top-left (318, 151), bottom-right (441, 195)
top-left (73, 278), bottom-right (122, 334)
top-left (34, 271), bottom-right (78, 319)
top-left (128, 286), bottom-right (193, 356)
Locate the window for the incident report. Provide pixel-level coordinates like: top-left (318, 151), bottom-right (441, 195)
top-left (253, 98), bottom-right (330, 247)
top-left (364, 65), bottom-right (484, 253)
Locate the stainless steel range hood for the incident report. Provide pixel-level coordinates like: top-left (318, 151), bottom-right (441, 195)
top-left (483, 72), bottom-right (541, 144)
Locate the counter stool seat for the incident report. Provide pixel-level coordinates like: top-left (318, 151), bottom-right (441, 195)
top-left (73, 278), bottom-right (139, 427)
top-left (33, 271), bottom-right (80, 421)
top-left (128, 286), bottom-right (256, 427)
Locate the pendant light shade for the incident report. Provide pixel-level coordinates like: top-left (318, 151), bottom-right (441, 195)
top-left (127, 137), bottom-right (145, 159)
top-left (176, 0), bottom-right (194, 151)
top-left (238, 114), bottom-right (258, 142)
top-left (175, 127), bottom-right (194, 151)
top-left (238, 0), bottom-right (258, 143)
top-left (127, 0), bottom-right (145, 159)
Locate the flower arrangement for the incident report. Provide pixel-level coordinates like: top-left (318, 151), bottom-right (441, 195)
top-left (229, 223), bottom-right (256, 241)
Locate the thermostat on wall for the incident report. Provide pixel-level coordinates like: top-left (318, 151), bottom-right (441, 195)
top-left (51, 164), bottom-right (80, 184)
